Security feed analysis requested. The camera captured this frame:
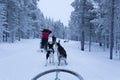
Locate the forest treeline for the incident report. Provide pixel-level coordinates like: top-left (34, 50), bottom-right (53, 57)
top-left (69, 0), bottom-right (120, 59)
top-left (0, 0), bottom-right (120, 59)
top-left (0, 0), bottom-right (67, 43)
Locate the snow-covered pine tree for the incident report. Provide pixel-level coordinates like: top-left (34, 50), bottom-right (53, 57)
top-left (0, 0), bottom-right (8, 42)
top-left (114, 0), bottom-right (120, 54)
top-left (69, 0), bottom-right (82, 41)
top-left (53, 20), bottom-right (65, 39)
top-left (0, 1), bottom-right (7, 43)
top-left (18, 0), bottom-right (41, 39)
top-left (7, 0), bottom-right (21, 43)
top-left (69, 0), bottom-right (95, 51)
top-left (93, 0), bottom-right (120, 59)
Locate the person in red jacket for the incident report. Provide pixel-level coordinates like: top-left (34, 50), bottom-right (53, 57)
top-left (40, 29), bottom-right (52, 51)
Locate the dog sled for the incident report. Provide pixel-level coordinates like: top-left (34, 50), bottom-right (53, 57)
top-left (32, 69), bottom-right (84, 80)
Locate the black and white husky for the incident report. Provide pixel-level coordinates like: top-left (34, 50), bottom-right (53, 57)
top-left (45, 41), bottom-right (54, 66)
top-left (56, 42), bottom-right (67, 66)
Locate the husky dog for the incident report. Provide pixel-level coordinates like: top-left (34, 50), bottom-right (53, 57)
top-left (56, 42), bottom-right (67, 66)
top-left (45, 41), bottom-right (54, 66)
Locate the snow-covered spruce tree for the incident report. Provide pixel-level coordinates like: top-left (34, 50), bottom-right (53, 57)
top-left (109, 0), bottom-right (115, 59)
top-left (69, 0), bottom-right (82, 41)
top-left (21, 0), bottom-right (37, 39)
top-left (33, 10), bottom-right (45, 38)
top-left (0, 0), bottom-right (9, 43)
top-left (44, 17), bottom-right (54, 30)
top-left (93, 0), bottom-right (111, 48)
top-left (7, 0), bottom-right (21, 43)
top-left (0, 0), bottom-right (43, 42)
top-left (94, 0), bottom-right (120, 59)
top-left (87, 8), bottom-right (97, 52)
top-left (17, 0), bottom-right (32, 39)
top-left (0, 1), bottom-right (7, 43)
top-left (18, 0), bottom-right (42, 39)
top-left (43, 17), bottom-right (67, 39)
top-left (0, 0), bottom-right (25, 43)
top-left (69, 0), bottom-right (95, 51)
top-left (114, 0), bottom-right (120, 54)
top-left (53, 20), bottom-right (66, 39)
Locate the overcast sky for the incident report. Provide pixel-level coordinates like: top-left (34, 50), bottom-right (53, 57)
top-left (37, 0), bottom-right (74, 26)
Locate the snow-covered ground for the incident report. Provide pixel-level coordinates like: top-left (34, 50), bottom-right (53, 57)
top-left (0, 39), bottom-right (120, 80)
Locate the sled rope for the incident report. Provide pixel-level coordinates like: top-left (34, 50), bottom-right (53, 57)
top-left (54, 71), bottom-right (60, 80)
top-left (54, 64), bottom-right (60, 80)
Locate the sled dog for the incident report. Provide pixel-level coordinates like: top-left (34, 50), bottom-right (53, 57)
top-left (45, 41), bottom-right (54, 66)
top-left (56, 42), bottom-right (67, 66)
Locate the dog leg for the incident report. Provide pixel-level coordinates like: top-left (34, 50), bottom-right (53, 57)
top-left (52, 52), bottom-right (54, 64)
top-left (58, 57), bottom-right (61, 66)
top-left (62, 58), bottom-right (67, 65)
top-left (45, 59), bottom-right (48, 66)
top-left (64, 60), bottom-right (68, 65)
top-left (49, 57), bottom-right (51, 63)
top-left (52, 55), bottom-right (54, 64)
top-left (45, 53), bottom-right (49, 66)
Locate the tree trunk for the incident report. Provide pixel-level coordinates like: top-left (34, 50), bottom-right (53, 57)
top-left (110, 0), bottom-right (115, 59)
top-left (18, 28), bottom-right (21, 41)
top-left (81, 31), bottom-right (85, 51)
top-left (89, 24), bottom-right (92, 52)
top-left (80, 0), bottom-right (86, 51)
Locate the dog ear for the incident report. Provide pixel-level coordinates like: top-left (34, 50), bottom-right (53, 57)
top-left (56, 42), bottom-right (60, 46)
top-left (58, 40), bottom-right (60, 43)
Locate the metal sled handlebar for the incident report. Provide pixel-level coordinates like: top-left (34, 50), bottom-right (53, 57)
top-left (32, 69), bottom-right (84, 80)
